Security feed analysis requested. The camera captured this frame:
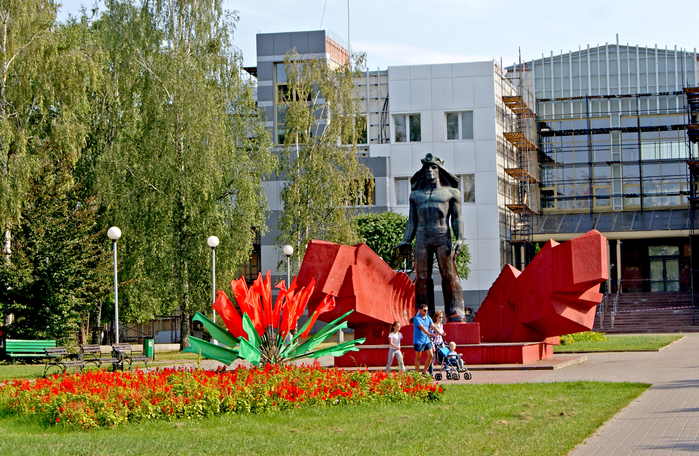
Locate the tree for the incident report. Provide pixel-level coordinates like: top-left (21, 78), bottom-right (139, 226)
top-left (0, 157), bottom-right (110, 344)
top-left (276, 51), bottom-right (372, 270)
top-left (356, 211), bottom-right (471, 279)
top-left (96, 0), bottom-right (274, 349)
top-left (0, 2), bottom-right (109, 330)
top-left (355, 211), bottom-right (409, 270)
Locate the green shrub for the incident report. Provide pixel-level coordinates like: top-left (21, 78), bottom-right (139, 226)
top-left (559, 331), bottom-right (607, 345)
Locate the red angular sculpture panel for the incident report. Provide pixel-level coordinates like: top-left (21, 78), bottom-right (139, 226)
top-left (296, 240), bottom-right (415, 328)
top-left (474, 230), bottom-right (608, 343)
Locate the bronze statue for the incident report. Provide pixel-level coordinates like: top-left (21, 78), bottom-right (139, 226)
top-left (396, 154), bottom-right (465, 322)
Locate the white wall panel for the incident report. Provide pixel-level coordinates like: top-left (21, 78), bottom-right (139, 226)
top-left (388, 65), bottom-right (410, 81)
top-left (474, 140), bottom-right (497, 172)
top-left (452, 78), bottom-right (474, 108)
top-left (452, 62), bottom-right (474, 78)
top-left (473, 107), bottom-right (496, 140)
top-left (369, 143), bottom-right (390, 158)
top-left (476, 204), bottom-right (499, 241)
top-left (478, 268), bottom-right (501, 291)
top-left (473, 76), bottom-right (495, 107)
top-left (409, 79), bottom-right (432, 110)
top-left (453, 141), bottom-right (476, 172)
top-left (389, 80), bottom-right (411, 112)
top-left (431, 79), bottom-right (453, 110)
top-left (461, 205), bottom-right (478, 240)
top-left (477, 238), bottom-right (501, 270)
top-left (432, 142), bottom-right (455, 168)
top-left (410, 65), bottom-right (431, 80)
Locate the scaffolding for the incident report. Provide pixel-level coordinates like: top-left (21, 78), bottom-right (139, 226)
top-left (501, 70), bottom-right (538, 269)
top-left (357, 69), bottom-right (389, 148)
top-left (685, 87), bottom-right (699, 320)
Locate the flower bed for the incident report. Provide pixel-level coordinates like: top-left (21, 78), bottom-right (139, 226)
top-left (0, 363), bottom-right (443, 430)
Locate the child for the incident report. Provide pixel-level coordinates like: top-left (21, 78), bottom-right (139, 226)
top-left (447, 341), bottom-right (465, 371)
top-left (385, 321), bottom-right (405, 372)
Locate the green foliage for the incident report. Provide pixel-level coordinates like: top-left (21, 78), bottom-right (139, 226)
top-left (453, 234), bottom-right (471, 280)
top-left (0, 159), bottom-right (110, 344)
top-left (276, 50), bottom-right (372, 270)
top-left (559, 331), bottom-right (607, 345)
top-left (356, 211), bottom-right (409, 269)
top-left (94, 0), bottom-right (274, 345)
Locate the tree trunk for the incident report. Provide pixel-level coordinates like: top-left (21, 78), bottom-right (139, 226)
top-left (91, 299), bottom-right (103, 344)
top-left (179, 257), bottom-right (190, 350)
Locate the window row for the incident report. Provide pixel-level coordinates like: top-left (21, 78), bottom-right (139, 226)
top-left (541, 180), bottom-right (688, 211)
top-left (394, 112), bottom-right (474, 143)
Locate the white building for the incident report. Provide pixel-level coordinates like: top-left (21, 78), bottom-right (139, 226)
top-left (249, 30), bottom-right (699, 312)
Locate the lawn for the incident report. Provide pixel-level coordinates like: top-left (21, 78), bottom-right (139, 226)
top-left (553, 333), bottom-right (682, 353)
top-left (0, 381), bottom-right (648, 456)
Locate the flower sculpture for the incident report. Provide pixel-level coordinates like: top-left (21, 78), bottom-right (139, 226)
top-left (184, 271), bottom-right (365, 366)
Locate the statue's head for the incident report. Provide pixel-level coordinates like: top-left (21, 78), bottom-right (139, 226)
top-left (410, 153), bottom-right (459, 190)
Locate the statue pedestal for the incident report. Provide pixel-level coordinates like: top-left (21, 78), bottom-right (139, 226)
top-left (334, 322), bottom-right (555, 368)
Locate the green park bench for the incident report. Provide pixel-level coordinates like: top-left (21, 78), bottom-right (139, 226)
top-left (111, 343), bottom-right (149, 370)
top-left (43, 347), bottom-right (85, 377)
top-left (3, 339), bottom-right (56, 363)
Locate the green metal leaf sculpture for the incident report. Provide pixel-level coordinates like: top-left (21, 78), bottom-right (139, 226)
top-left (184, 271), bottom-right (365, 366)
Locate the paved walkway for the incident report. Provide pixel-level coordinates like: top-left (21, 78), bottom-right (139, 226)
top-left (457, 334), bottom-right (699, 455)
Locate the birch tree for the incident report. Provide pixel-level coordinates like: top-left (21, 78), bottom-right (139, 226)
top-left (97, 0), bottom-right (274, 349)
top-left (276, 51), bottom-right (372, 269)
top-left (0, 1), bottom-right (106, 328)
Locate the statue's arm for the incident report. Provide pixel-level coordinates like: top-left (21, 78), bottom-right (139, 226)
top-left (396, 195), bottom-right (417, 247)
top-left (450, 189), bottom-right (463, 258)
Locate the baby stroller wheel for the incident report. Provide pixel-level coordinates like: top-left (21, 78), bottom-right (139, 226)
top-left (434, 373), bottom-right (442, 381)
top-left (446, 373), bottom-right (452, 380)
top-left (466, 372), bottom-right (472, 380)
top-left (452, 372), bottom-right (460, 380)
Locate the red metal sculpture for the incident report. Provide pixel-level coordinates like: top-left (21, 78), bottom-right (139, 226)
top-left (297, 240), bottom-right (415, 329)
top-left (474, 230), bottom-right (608, 343)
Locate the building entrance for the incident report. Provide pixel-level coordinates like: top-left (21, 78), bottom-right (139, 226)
top-left (649, 246), bottom-right (680, 292)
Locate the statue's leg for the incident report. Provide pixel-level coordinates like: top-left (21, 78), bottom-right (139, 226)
top-left (414, 242), bottom-right (430, 310)
top-left (426, 245), bottom-right (436, 316)
top-left (436, 244), bottom-right (465, 322)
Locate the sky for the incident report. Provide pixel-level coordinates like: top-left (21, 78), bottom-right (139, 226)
top-left (57, 0), bottom-right (699, 70)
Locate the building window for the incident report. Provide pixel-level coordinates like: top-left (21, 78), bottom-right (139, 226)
top-left (349, 178), bottom-right (376, 206)
top-left (239, 230), bottom-right (261, 285)
top-left (459, 174), bottom-right (475, 203)
top-left (395, 114), bottom-right (421, 143)
top-left (446, 111), bottom-right (474, 140)
top-left (275, 63), bottom-right (288, 145)
top-left (395, 177), bottom-right (410, 205)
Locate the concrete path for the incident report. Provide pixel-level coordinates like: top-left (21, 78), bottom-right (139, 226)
top-left (458, 334), bottom-right (699, 455)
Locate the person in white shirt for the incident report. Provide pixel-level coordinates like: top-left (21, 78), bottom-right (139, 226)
top-left (385, 321), bottom-right (405, 372)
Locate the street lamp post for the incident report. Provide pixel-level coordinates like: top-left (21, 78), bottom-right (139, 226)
top-left (207, 236), bottom-right (219, 324)
top-left (107, 226), bottom-right (121, 344)
top-left (283, 245), bottom-right (293, 286)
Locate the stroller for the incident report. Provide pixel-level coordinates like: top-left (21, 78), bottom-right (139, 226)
top-left (432, 342), bottom-right (472, 381)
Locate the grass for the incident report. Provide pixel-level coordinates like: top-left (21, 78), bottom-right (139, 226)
top-left (554, 334), bottom-right (683, 353)
top-left (0, 381), bottom-right (648, 456)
